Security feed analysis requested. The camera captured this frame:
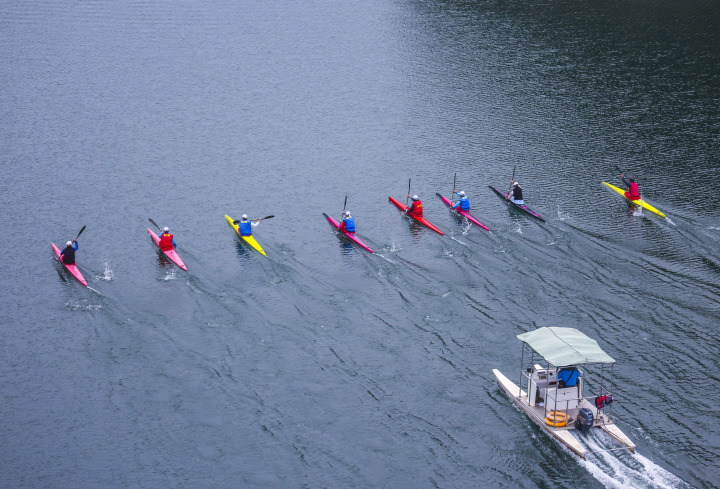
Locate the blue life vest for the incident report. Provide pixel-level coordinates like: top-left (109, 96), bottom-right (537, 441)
top-left (239, 220), bottom-right (252, 236)
top-left (343, 217), bottom-right (355, 232)
top-left (459, 196), bottom-right (470, 211)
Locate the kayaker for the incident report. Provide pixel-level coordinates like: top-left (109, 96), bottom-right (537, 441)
top-left (506, 181), bottom-right (524, 204)
top-left (338, 210), bottom-right (355, 234)
top-left (406, 195), bottom-right (423, 217)
top-left (60, 240), bottom-right (78, 265)
top-left (451, 190), bottom-right (470, 211)
top-left (621, 174), bottom-right (641, 201)
top-left (238, 214), bottom-right (261, 236)
top-left (158, 227), bottom-right (177, 251)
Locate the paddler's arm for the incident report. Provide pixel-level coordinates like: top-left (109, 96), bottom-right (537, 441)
top-left (621, 174), bottom-right (631, 188)
top-left (251, 219), bottom-right (260, 227)
top-left (72, 240), bottom-right (78, 250)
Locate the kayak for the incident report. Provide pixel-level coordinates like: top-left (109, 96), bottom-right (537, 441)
top-left (225, 214), bottom-right (267, 256)
top-left (147, 228), bottom-right (188, 270)
top-left (51, 242), bottom-right (88, 287)
top-left (388, 196), bottom-right (444, 235)
top-left (436, 193), bottom-right (490, 231)
top-left (488, 186), bottom-right (545, 222)
top-left (601, 182), bottom-right (666, 218)
top-left (323, 213), bottom-right (374, 253)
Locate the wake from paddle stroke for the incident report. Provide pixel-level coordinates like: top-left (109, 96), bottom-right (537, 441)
top-left (579, 432), bottom-right (689, 489)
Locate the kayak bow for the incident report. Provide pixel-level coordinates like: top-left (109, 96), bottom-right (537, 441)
top-left (601, 182), bottom-right (666, 218)
top-left (488, 186), bottom-right (545, 222)
top-left (323, 213), bottom-right (374, 253)
top-left (436, 193), bottom-right (490, 231)
top-left (388, 196), bottom-right (444, 235)
top-left (225, 214), bottom-right (267, 256)
top-left (147, 228), bottom-right (188, 270)
top-left (51, 242), bottom-right (88, 287)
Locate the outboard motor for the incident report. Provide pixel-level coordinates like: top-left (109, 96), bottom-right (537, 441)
top-left (574, 408), bottom-right (594, 434)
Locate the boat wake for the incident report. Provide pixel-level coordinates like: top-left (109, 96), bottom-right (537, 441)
top-left (579, 432), bottom-right (689, 489)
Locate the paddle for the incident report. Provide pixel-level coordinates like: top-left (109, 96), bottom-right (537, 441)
top-left (233, 215), bottom-right (274, 225)
top-left (506, 167), bottom-right (516, 200)
top-left (74, 225), bottom-right (86, 241)
top-left (405, 178), bottom-right (411, 207)
top-left (148, 218), bottom-right (162, 232)
top-left (451, 172), bottom-right (457, 202)
top-left (615, 165), bottom-right (633, 189)
top-left (340, 195), bottom-right (348, 220)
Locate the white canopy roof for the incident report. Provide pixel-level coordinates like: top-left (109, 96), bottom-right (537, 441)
top-left (517, 327), bottom-right (615, 366)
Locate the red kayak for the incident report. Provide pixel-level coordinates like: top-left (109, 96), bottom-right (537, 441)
top-left (436, 193), bottom-right (490, 231)
top-left (51, 242), bottom-right (88, 287)
top-left (323, 213), bottom-right (373, 253)
top-left (388, 196), bottom-right (443, 235)
top-left (147, 228), bottom-right (187, 270)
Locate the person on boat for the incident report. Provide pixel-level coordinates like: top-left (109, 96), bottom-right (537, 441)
top-left (406, 195), bottom-right (423, 217)
top-left (338, 210), bottom-right (355, 234)
top-left (506, 181), bottom-right (524, 204)
top-left (238, 214), bottom-right (261, 237)
top-left (158, 227), bottom-right (177, 251)
top-left (60, 240), bottom-right (78, 265)
top-left (621, 174), bottom-right (641, 201)
top-left (451, 190), bottom-right (470, 211)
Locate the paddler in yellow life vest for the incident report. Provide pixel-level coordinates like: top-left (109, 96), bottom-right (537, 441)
top-left (158, 227), bottom-right (177, 251)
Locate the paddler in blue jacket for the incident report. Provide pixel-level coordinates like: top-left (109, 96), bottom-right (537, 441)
top-left (60, 240), bottom-right (78, 265)
top-left (338, 210), bottom-right (355, 234)
top-left (451, 190), bottom-right (470, 211)
top-left (238, 214), bottom-right (262, 236)
top-left (506, 181), bottom-right (524, 204)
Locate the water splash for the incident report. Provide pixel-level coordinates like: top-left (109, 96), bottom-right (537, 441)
top-left (557, 205), bottom-right (571, 221)
top-left (98, 260), bottom-right (114, 281)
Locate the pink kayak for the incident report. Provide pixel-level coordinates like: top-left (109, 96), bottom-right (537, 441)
top-left (388, 196), bottom-right (444, 235)
top-left (436, 193), bottom-right (490, 231)
top-left (323, 213), bottom-right (373, 253)
top-left (147, 228), bottom-right (188, 271)
top-left (51, 242), bottom-right (88, 287)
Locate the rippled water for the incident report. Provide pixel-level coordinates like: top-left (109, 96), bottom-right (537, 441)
top-left (1, 0), bottom-right (718, 488)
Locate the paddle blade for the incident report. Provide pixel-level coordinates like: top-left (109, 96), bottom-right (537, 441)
top-left (148, 218), bottom-right (161, 231)
top-left (75, 225), bottom-right (86, 240)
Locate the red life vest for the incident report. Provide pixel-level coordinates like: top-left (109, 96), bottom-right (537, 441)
top-left (159, 233), bottom-right (174, 251)
top-left (625, 182), bottom-right (640, 200)
top-left (408, 200), bottom-right (423, 217)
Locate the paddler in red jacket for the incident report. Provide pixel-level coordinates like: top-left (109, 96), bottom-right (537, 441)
top-left (158, 227), bottom-right (177, 251)
top-left (621, 174), bottom-right (641, 201)
top-left (406, 195), bottom-right (423, 217)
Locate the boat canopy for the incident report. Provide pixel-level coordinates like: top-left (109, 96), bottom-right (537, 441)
top-left (517, 327), bottom-right (615, 367)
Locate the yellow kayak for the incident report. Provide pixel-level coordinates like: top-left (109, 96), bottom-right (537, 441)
top-left (225, 214), bottom-right (267, 256)
top-left (602, 182), bottom-right (666, 218)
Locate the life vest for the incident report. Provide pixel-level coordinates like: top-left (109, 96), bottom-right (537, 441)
top-left (625, 181), bottom-right (640, 200)
top-left (408, 200), bottom-right (423, 217)
top-left (595, 394), bottom-right (614, 409)
top-left (512, 186), bottom-right (523, 201)
top-left (62, 246), bottom-right (76, 265)
top-left (238, 220), bottom-right (252, 236)
top-left (458, 196), bottom-right (470, 211)
top-left (342, 216), bottom-right (355, 233)
top-left (159, 233), bottom-right (174, 251)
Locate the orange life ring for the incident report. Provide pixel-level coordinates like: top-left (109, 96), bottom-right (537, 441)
top-left (544, 411), bottom-right (568, 427)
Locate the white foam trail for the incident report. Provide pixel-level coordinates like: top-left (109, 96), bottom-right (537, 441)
top-left (579, 432), bottom-right (689, 489)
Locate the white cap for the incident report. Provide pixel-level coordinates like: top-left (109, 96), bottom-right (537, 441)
top-left (163, 226), bottom-right (169, 232)
top-left (66, 241), bottom-right (72, 246)
top-left (513, 182), bottom-right (519, 186)
top-left (344, 211), bottom-right (351, 216)
top-left (412, 195), bottom-right (419, 200)
top-left (459, 191), bottom-right (465, 197)
top-left (242, 214), bottom-right (248, 220)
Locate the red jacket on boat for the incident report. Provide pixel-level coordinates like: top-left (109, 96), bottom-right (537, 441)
top-left (625, 181), bottom-right (641, 200)
top-left (407, 200), bottom-right (423, 217)
top-left (159, 233), bottom-right (175, 251)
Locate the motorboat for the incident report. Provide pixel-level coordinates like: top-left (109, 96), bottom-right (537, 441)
top-left (492, 327), bottom-right (636, 458)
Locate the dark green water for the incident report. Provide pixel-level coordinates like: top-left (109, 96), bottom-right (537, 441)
top-left (1, 0), bottom-right (718, 487)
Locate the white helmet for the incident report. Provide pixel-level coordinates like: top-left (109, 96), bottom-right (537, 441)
top-left (412, 195), bottom-right (419, 201)
top-left (513, 182), bottom-right (519, 186)
top-left (163, 226), bottom-right (169, 232)
top-left (66, 241), bottom-right (72, 247)
top-left (459, 191), bottom-right (465, 197)
top-left (242, 214), bottom-right (248, 220)
top-left (344, 211), bottom-right (351, 216)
